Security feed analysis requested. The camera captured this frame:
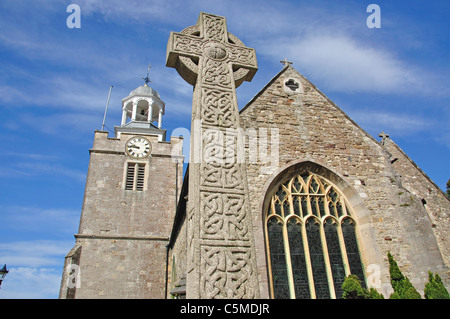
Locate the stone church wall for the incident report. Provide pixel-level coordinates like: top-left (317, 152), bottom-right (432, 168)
top-left (239, 66), bottom-right (449, 297)
top-left (381, 137), bottom-right (450, 268)
top-left (167, 219), bottom-right (187, 297)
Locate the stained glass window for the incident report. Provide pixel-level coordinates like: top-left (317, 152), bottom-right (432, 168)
top-left (311, 197), bottom-right (319, 217)
top-left (293, 196), bottom-right (301, 216)
top-left (342, 218), bottom-right (366, 288)
top-left (318, 197), bottom-right (326, 217)
top-left (336, 202), bottom-right (344, 217)
top-left (265, 171), bottom-right (366, 299)
top-left (274, 200), bottom-right (282, 216)
top-left (267, 217), bottom-right (290, 298)
top-left (324, 219), bottom-right (346, 298)
top-left (287, 218), bottom-right (310, 299)
top-left (283, 199), bottom-right (290, 217)
top-left (310, 177), bottom-right (320, 193)
top-left (301, 196), bottom-right (308, 216)
top-left (306, 219), bottom-right (330, 299)
top-left (293, 177), bottom-right (302, 193)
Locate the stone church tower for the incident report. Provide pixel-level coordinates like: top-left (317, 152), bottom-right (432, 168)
top-left (60, 12), bottom-right (449, 299)
top-left (59, 82), bottom-right (183, 298)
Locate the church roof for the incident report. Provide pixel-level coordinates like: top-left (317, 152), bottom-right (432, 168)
top-left (240, 65), bottom-right (290, 114)
top-left (128, 85), bottom-right (160, 99)
top-left (239, 64), bottom-right (380, 147)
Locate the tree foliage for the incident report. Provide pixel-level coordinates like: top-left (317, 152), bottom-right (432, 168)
top-left (446, 178), bottom-right (450, 199)
top-left (342, 252), bottom-right (450, 299)
top-left (424, 271), bottom-right (450, 299)
top-left (342, 274), bottom-right (384, 299)
top-left (342, 275), bottom-right (367, 299)
top-left (387, 252), bottom-right (421, 299)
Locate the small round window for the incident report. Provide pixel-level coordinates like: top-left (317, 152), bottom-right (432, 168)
top-left (283, 78), bottom-right (302, 94)
top-left (285, 79), bottom-right (299, 91)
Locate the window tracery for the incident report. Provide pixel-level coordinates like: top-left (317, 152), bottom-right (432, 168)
top-left (265, 171), bottom-right (365, 298)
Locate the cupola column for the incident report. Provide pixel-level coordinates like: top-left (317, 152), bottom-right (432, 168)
top-left (148, 103), bottom-right (153, 123)
top-left (131, 100), bottom-right (138, 121)
top-left (121, 106), bottom-right (127, 126)
top-left (158, 108), bottom-right (162, 128)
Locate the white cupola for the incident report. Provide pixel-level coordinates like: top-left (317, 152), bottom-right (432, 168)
top-left (115, 66), bottom-right (166, 141)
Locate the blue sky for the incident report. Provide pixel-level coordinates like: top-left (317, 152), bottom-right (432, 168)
top-left (0, 0), bottom-right (448, 298)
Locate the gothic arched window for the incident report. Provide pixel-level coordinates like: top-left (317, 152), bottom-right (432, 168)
top-left (265, 171), bottom-right (365, 299)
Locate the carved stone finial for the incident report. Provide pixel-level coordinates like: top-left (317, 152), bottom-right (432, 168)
top-left (280, 58), bottom-right (293, 67)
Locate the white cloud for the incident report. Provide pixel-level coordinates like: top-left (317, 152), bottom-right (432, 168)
top-left (16, 111), bottom-right (101, 137)
top-left (350, 109), bottom-right (434, 137)
top-left (258, 34), bottom-right (424, 94)
top-left (0, 240), bottom-right (72, 267)
top-left (19, 162), bottom-right (86, 182)
top-left (2, 152), bottom-right (59, 161)
top-left (0, 151), bottom-right (87, 182)
top-left (0, 0), bottom-right (439, 111)
top-left (75, 0), bottom-right (196, 26)
top-left (0, 266), bottom-right (62, 299)
top-left (0, 75), bottom-right (110, 111)
top-left (0, 239), bottom-right (74, 298)
top-left (3, 206), bottom-right (80, 237)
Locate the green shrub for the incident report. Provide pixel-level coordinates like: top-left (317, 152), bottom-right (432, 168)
top-left (342, 253), bottom-right (448, 300)
top-left (342, 275), bottom-right (367, 299)
top-left (388, 252), bottom-right (421, 299)
top-left (341, 274), bottom-right (384, 299)
top-left (368, 287), bottom-right (384, 299)
top-left (424, 272), bottom-right (450, 299)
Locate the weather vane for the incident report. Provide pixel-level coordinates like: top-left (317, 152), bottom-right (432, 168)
top-left (143, 64), bottom-right (151, 86)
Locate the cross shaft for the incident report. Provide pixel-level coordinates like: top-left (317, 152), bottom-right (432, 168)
top-left (166, 12), bottom-right (260, 299)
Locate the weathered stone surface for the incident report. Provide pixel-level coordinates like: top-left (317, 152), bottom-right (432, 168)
top-left (166, 12), bottom-right (260, 299)
top-left (238, 66), bottom-right (449, 297)
top-left (59, 131), bottom-right (183, 299)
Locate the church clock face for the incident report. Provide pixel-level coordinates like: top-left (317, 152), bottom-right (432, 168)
top-left (125, 137), bottom-right (151, 158)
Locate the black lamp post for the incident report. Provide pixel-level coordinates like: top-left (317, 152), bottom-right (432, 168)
top-left (0, 264), bottom-right (8, 288)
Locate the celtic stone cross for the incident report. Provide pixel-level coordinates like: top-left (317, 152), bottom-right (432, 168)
top-left (166, 12), bottom-right (260, 298)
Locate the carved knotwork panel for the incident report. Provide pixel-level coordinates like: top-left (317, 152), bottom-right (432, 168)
top-left (202, 58), bottom-right (232, 88)
top-left (187, 206), bottom-right (196, 274)
top-left (203, 14), bottom-right (227, 42)
top-left (172, 33), bottom-right (203, 56)
top-left (201, 162), bottom-right (244, 190)
top-left (228, 46), bottom-right (256, 67)
top-left (201, 246), bottom-right (255, 298)
top-left (200, 192), bottom-right (248, 240)
top-left (201, 89), bottom-right (236, 128)
top-left (201, 128), bottom-right (240, 165)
